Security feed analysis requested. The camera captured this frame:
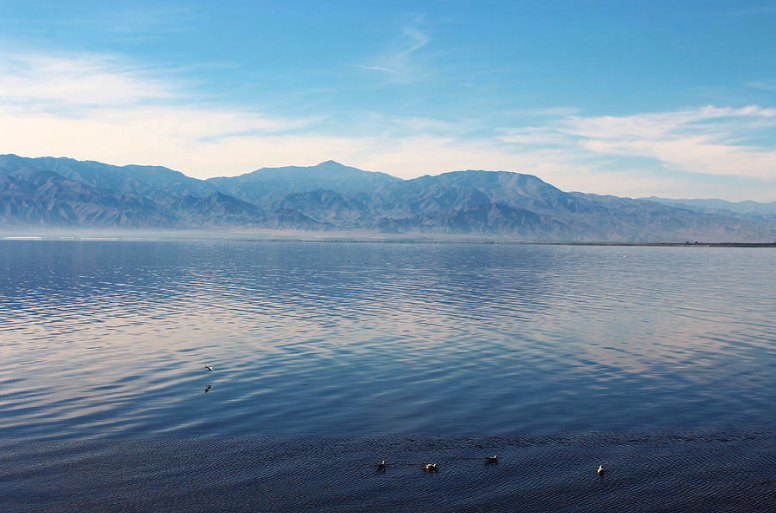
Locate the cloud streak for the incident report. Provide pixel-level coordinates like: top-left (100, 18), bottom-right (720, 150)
top-left (358, 16), bottom-right (431, 81)
top-left (2, 48), bottom-right (776, 201)
top-left (500, 106), bottom-right (776, 182)
top-left (0, 53), bottom-right (176, 108)
top-left (561, 106), bottom-right (776, 180)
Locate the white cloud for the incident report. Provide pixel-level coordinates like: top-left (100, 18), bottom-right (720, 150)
top-left (498, 126), bottom-right (574, 146)
top-left (0, 53), bottom-right (176, 107)
top-left (0, 98), bottom-right (607, 193)
top-left (497, 106), bottom-right (776, 187)
top-left (0, 103), bottom-right (321, 172)
top-left (557, 106), bottom-right (776, 180)
top-left (2, 48), bottom-right (776, 201)
top-left (0, 49), bottom-right (322, 174)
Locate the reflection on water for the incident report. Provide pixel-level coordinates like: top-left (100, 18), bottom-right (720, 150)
top-left (1, 240), bottom-right (775, 439)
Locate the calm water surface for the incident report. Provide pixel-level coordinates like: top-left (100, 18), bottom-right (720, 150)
top-left (1, 239), bottom-right (775, 511)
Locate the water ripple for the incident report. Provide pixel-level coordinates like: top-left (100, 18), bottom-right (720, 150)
top-left (1, 241), bottom-right (775, 440)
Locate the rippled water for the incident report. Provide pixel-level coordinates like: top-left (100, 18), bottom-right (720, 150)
top-left (1, 239), bottom-right (775, 510)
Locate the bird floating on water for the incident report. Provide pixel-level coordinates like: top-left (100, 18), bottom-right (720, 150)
top-left (597, 465), bottom-right (605, 477)
top-left (376, 460), bottom-right (386, 471)
top-left (204, 365), bottom-right (214, 371)
top-left (204, 385), bottom-right (212, 393)
top-left (485, 455), bottom-right (498, 464)
top-left (424, 463), bottom-right (438, 472)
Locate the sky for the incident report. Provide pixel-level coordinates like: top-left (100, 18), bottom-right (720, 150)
top-left (1, 0), bottom-right (775, 201)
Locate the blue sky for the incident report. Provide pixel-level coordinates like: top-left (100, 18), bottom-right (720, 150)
top-left (1, 1), bottom-right (775, 200)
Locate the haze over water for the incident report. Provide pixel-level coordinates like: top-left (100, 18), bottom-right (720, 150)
top-left (1, 239), bottom-right (775, 511)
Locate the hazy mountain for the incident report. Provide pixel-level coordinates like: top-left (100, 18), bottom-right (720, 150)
top-left (380, 170), bottom-right (585, 214)
top-left (568, 193), bottom-right (776, 242)
top-left (2, 154), bottom-right (776, 242)
top-left (367, 171), bottom-right (586, 218)
top-left (0, 154), bottom-right (216, 199)
top-left (0, 156), bottom-right (323, 229)
top-left (0, 166), bottom-right (175, 227)
top-left (377, 202), bottom-right (573, 239)
top-left (271, 189), bottom-right (370, 229)
top-left (355, 173), bottom-right (776, 241)
top-left (206, 160), bottom-right (399, 204)
top-left (163, 192), bottom-right (328, 230)
top-left (643, 196), bottom-right (776, 217)
top-left (164, 192), bottom-right (266, 227)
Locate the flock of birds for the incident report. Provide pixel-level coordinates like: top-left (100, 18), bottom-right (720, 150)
top-left (375, 458), bottom-right (606, 477)
top-left (202, 365), bottom-right (607, 478)
top-left (374, 459), bottom-right (488, 473)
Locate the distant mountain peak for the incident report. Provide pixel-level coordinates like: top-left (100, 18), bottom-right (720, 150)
top-left (4, 154), bottom-right (776, 242)
top-left (205, 160), bottom-right (400, 203)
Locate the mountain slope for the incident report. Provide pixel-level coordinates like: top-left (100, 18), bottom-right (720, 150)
top-left (0, 154), bottom-right (216, 199)
top-left (2, 154), bottom-right (775, 241)
top-left (0, 156), bottom-right (321, 229)
top-left (377, 202), bottom-right (572, 239)
top-left (206, 160), bottom-right (399, 204)
top-left (642, 196), bottom-right (776, 218)
top-left (0, 166), bottom-right (174, 227)
top-left (356, 171), bottom-right (776, 242)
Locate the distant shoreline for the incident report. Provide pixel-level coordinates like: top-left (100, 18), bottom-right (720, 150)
top-left (2, 232), bottom-right (775, 247)
top-left (524, 241), bottom-right (776, 248)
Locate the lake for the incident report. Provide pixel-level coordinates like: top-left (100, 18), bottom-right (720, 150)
top-left (1, 238), bottom-right (775, 511)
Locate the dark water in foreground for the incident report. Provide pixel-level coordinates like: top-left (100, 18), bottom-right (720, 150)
top-left (2, 433), bottom-right (775, 512)
top-left (1, 239), bottom-right (775, 511)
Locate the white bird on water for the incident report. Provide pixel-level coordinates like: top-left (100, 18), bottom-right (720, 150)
top-left (485, 455), bottom-right (498, 464)
top-left (204, 365), bottom-right (214, 372)
top-left (597, 465), bottom-right (605, 477)
top-left (424, 463), bottom-right (438, 472)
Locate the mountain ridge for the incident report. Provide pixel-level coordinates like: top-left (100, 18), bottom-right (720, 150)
top-left (2, 154), bottom-right (775, 242)
top-left (642, 196), bottom-right (776, 217)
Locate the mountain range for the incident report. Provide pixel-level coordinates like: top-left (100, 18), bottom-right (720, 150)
top-left (1, 154), bottom-right (775, 242)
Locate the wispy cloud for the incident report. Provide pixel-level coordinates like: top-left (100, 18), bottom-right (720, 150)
top-left (356, 65), bottom-right (400, 74)
top-left (0, 49), bottom-right (323, 135)
top-left (357, 15), bottom-right (431, 82)
top-left (0, 5), bottom-right (198, 54)
top-left (514, 107), bottom-right (582, 118)
top-left (561, 106), bottom-right (776, 180)
top-left (2, 46), bottom-right (776, 201)
top-left (0, 52), bottom-right (176, 108)
top-left (85, 5), bottom-right (199, 36)
top-left (747, 80), bottom-right (776, 92)
top-left (499, 106), bottom-right (776, 182)
top-left (0, 49), bottom-right (323, 174)
top-left (499, 126), bottom-right (576, 146)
